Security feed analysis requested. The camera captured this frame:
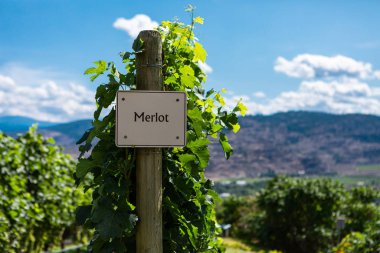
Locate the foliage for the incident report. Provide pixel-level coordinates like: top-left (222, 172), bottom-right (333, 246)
top-left (75, 11), bottom-right (245, 253)
top-left (333, 221), bottom-right (380, 253)
top-left (216, 196), bottom-right (257, 239)
top-left (252, 177), bottom-right (345, 253)
top-left (0, 126), bottom-right (90, 253)
top-left (333, 232), bottom-right (367, 253)
top-left (341, 186), bottom-right (380, 237)
top-left (216, 196), bottom-right (247, 226)
top-left (216, 179), bottom-right (380, 253)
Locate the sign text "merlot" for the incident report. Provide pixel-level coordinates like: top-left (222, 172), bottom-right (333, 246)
top-left (134, 112), bottom-right (169, 122)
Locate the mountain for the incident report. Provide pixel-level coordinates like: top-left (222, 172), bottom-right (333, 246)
top-left (207, 111), bottom-right (380, 179)
top-left (0, 116), bottom-right (55, 132)
top-left (40, 120), bottom-right (92, 155)
top-left (0, 116), bottom-right (92, 156)
top-left (1, 112), bottom-right (380, 179)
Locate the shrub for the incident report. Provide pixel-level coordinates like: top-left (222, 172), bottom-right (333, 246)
top-left (216, 196), bottom-right (257, 238)
top-left (216, 196), bottom-right (246, 226)
top-left (0, 126), bottom-right (90, 253)
top-left (333, 221), bottom-right (380, 253)
top-left (253, 177), bottom-right (345, 253)
top-left (333, 232), bottom-right (367, 253)
top-left (341, 186), bottom-right (380, 237)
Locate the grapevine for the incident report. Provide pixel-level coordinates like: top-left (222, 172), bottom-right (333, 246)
top-left (75, 11), bottom-right (246, 252)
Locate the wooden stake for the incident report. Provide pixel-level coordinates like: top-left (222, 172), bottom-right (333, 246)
top-left (135, 30), bottom-right (163, 253)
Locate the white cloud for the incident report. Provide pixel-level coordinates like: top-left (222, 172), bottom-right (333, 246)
top-left (274, 54), bottom-right (380, 80)
top-left (253, 91), bottom-right (266, 98)
top-left (0, 75), bottom-right (16, 90)
top-left (275, 56), bottom-right (315, 79)
top-left (374, 71), bottom-right (380, 79)
top-left (197, 61), bottom-right (213, 74)
top-left (113, 14), bottom-right (159, 38)
top-left (228, 79), bottom-right (380, 116)
top-left (0, 64), bottom-right (95, 122)
top-left (228, 54), bottom-right (380, 116)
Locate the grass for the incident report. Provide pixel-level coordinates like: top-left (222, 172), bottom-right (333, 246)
top-left (217, 175), bottom-right (380, 186)
top-left (214, 177), bottom-right (270, 183)
top-left (223, 237), bottom-right (284, 253)
top-left (327, 175), bottom-right (380, 187)
top-left (226, 249), bottom-right (253, 253)
top-left (223, 237), bottom-right (254, 253)
top-left (356, 164), bottom-right (380, 171)
top-left (214, 175), bottom-right (380, 197)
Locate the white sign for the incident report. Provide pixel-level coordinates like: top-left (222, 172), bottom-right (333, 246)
top-left (116, 91), bottom-right (187, 147)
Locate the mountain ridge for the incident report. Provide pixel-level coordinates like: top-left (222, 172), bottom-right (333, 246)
top-left (1, 112), bottom-right (380, 178)
top-left (208, 111), bottom-right (380, 179)
top-left (0, 115), bottom-right (56, 132)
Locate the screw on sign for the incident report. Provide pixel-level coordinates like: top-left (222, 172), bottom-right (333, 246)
top-left (116, 91), bottom-right (186, 147)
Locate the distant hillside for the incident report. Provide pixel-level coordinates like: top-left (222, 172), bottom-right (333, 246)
top-left (0, 116), bottom-right (55, 132)
top-left (208, 111), bottom-right (380, 179)
top-left (1, 112), bottom-right (380, 179)
top-left (0, 116), bottom-right (92, 157)
top-left (40, 120), bottom-right (92, 155)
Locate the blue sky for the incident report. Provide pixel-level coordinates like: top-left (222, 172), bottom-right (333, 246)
top-left (1, 0), bottom-right (380, 122)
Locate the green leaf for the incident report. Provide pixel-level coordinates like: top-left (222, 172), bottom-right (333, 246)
top-left (220, 112), bottom-right (239, 131)
top-left (187, 138), bottom-right (210, 149)
top-left (179, 65), bottom-right (195, 76)
top-left (84, 60), bottom-right (107, 81)
top-left (119, 51), bottom-right (132, 61)
top-left (194, 42), bottom-right (207, 62)
top-left (46, 137), bottom-right (55, 144)
top-left (178, 154), bottom-right (197, 167)
top-left (78, 142), bottom-right (92, 158)
top-left (181, 74), bottom-right (195, 88)
top-left (76, 128), bottom-right (93, 145)
top-left (215, 93), bottom-right (225, 106)
top-left (94, 107), bottom-right (102, 120)
top-left (233, 101), bottom-right (248, 116)
top-left (95, 84), bottom-right (106, 100)
top-left (76, 205), bottom-right (92, 225)
top-left (187, 138), bottom-right (210, 168)
top-left (179, 65), bottom-right (196, 88)
top-left (211, 124), bottom-right (223, 138)
top-left (76, 159), bottom-right (97, 178)
top-left (185, 4), bottom-right (195, 12)
top-left (219, 133), bottom-right (233, 159)
top-left (232, 123), bottom-right (240, 133)
top-left (187, 107), bottom-right (204, 136)
top-left (194, 16), bottom-right (204, 25)
top-left (132, 38), bottom-right (144, 52)
top-left (109, 62), bottom-right (120, 80)
top-left (194, 147), bottom-right (210, 168)
top-left (92, 198), bottom-right (137, 240)
top-left (206, 89), bottom-right (215, 98)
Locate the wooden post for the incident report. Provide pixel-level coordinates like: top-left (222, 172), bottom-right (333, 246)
top-left (135, 30), bottom-right (163, 253)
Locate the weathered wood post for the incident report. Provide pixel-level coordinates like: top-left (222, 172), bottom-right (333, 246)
top-left (135, 30), bottom-right (163, 253)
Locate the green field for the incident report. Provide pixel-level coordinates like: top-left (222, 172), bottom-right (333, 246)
top-left (223, 238), bottom-right (254, 253)
top-left (328, 175), bottom-right (380, 187)
top-left (214, 175), bottom-right (380, 196)
top-left (226, 249), bottom-right (252, 253)
top-left (356, 164), bottom-right (380, 171)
